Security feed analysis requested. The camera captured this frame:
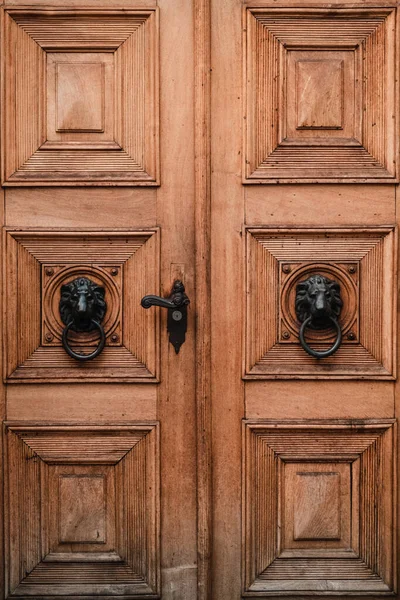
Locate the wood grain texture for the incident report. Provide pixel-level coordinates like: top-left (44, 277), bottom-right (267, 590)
top-left (211, 0), bottom-right (244, 597)
top-left (5, 188), bottom-right (157, 228)
top-left (245, 380), bottom-right (395, 420)
top-left (244, 8), bottom-right (397, 183)
top-left (2, 9), bottom-right (159, 185)
top-left (245, 227), bottom-right (396, 378)
top-left (156, 0), bottom-right (198, 597)
top-left (4, 423), bottom-right (160, 597)
top-left (245, 184), bottom-right (396, 227)
top-left (55, 62), bottom-right (105, 133)
top-left (194, 0), bottom-right (212, 597)
top-left (4, 229), bottom-right (160, 382)
top-left (6, 384), bottom-right (157, 421)
top-left (243, 420), bottom-right (396, 594)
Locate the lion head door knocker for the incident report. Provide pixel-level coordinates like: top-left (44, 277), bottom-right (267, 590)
top-left (59, 277), bottom-right (107, 361)
top-left (295, 274), bottom-right (343, 359)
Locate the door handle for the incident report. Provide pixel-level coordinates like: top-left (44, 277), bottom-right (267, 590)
top-left (295, 274), bottom-right (343, 359)
top-left (141, 280), bottom-right (190, 354)
top-left (59, 277), bottom-right (107, 361)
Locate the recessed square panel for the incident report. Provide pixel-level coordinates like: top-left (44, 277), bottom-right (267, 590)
top-left (283, 463), bottom-right (352, 551)
top-left (286, 50), bottom-right (357, 141)
top-left (59, 475), bottom-right (106, 543)
top-left (243, 420), bottom-right (396, 594)
top-left (4, 229), bottom-right (160, 383)
top-left (5, 424), bottom-right (160, 597)
top-left (244, 227), bottom-right (396, 379)
top-left (244, 8), bottom-right (396, 182)
top-left (2, 9), bottom-right (159, 185)
top-left (295, 59), bottom-right (344, 130)
top-left (56, 63), bottom-right (105, 132)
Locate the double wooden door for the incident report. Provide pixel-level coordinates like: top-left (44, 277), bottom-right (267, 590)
top-left (1, 0), bottom-right (399, 599)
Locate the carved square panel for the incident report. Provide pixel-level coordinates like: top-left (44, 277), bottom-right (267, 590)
top-left (244, 227), bottom-right (396, 379)
top-left (243, 420), bottom-right (396, 595)
top-left (4, 424), bottom-right (160, 597)
top-left (4, 229), bottom-right (160, 382)
top-left (2, 9), bottom-right (159, 185)
top-left (244, 8), bottom-right (397, 182)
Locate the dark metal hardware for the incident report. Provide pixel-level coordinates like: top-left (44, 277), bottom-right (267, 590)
top-left (141, 280), bottom-right (190, 354)
top-left (295, 274), bottom-right (343, 359)
top-left (59, 277), bottom-right (107, 361)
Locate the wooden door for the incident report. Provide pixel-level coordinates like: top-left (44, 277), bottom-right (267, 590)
top-left (0, 1), bottom-right (200, 599)
top-left (211, 0), bottom-right (399, 598)
top-left (1, 0), bottom-right (399, 599)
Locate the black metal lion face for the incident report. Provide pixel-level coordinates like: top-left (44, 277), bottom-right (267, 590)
top-left (295, 274), bottom-right (342, 328)
top-left (59, 277), bottom-right (107, 332)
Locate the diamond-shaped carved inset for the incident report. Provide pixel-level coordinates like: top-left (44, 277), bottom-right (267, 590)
top-left (5, 424), bottom-right (160, 597)
top-left (244, 227), bottom-right (396, 379)
top-left (2, 9), bottom-right (159, 185)
top-left (4, 230), bottom-right (160, 382)
top-left (243, 420), bottom-right (396, 594)
top-left (244, 8), bottom-right (397, 182)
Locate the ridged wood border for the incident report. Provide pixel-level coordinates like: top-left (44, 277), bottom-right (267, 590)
top-left (243, 420), bottom-right (397, 596)
top-left (243, 7), bottom-right (398, 183)
top-left (244, 226), bottom-right (397, 379)
top-left (4, 423), bottom-right (160, 598)
top-left (195, 0), bottom-right (212, 598)
top-left (1, 8), bottom-right (160, 186)
top-left (3, 229), bottom-right (160, 383)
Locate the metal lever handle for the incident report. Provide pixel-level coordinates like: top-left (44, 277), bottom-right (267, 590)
top-left (141, 296), bottom-right (178, 310)
top-left (295, 274), bottom-right (343, 359)
top-left (59, 277), bottom-right (107, 362)
top-left (141, 280), bottom-right (190, 354)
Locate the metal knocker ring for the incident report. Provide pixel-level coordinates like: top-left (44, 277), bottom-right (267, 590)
top-left (62, 319), bottom-right (106, 362)
top-left (299, 316), bottom-right (342, 359)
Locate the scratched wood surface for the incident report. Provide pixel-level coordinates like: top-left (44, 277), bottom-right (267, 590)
top-left (1, 0), bottom-right (198, 598)
top-left (1, 0), bottom-right (400, 598)
top-left (211, 0), bottom-right (399, 598)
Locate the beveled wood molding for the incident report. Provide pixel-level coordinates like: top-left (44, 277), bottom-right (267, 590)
top-left (244, 226), bottom-right (397, 379)
top-left (2, 8), bottom-right (159, 186)
top-left (3, 229), bottom-right (160, 382)
top-left (4, 422), bottom-right (160, 598)
top-left (243, 420), bottom-right (397, 595)
top-left (243, 7), bottom-right (397, 183)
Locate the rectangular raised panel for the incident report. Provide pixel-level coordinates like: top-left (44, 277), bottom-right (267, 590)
top-left (56, 63), bottom-right (105, 132)
top-left (46, 53), bottom-right (114, 146)
top-left (5, 424), bottom-right (160, 597)
top-left (244, 227), bottom-right (396, 379)
top-left (4, 229), bottom-right (160, 383)
top-left (292, 472), bottom-right (341, 540)
top-left (287, 467), bottom-right (346, 543)
top-left (244, 8), bottom-right (397, 182)
top-left (59, 475), bottom-right (106, 543)
top-left (287, 50), bottom-right (355, 142)
top-left (296, 60), bottom-right (343, 130)
top-left (243, 420), bottom-right (396, 594)
top-left (2, 9), bottom-right (159, 185)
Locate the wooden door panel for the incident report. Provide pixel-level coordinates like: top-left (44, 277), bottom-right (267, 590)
top-left (1, 0), bottom-right (198, 598)
top-left (244, 7), bottom-right (397, 183)
top-left (2, 9), bottom-right (159, 185)
top-left (212, 0), bottom-right (399, 598)
top-left (244, 226), bottom-right (396, 379)
top-left (3, 229), bottom-right (160, 382)
top-left (243, 421), bottom-right (396, 595)
top-left (5, 424), bottom-right (160, 597)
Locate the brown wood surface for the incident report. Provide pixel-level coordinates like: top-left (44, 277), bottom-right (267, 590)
top-left (212, 0), bottom-right (399, 598)
top-left (1, 0), bottom-right (197, 598)
top-left (1, 0), bottom-right (400, 598)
